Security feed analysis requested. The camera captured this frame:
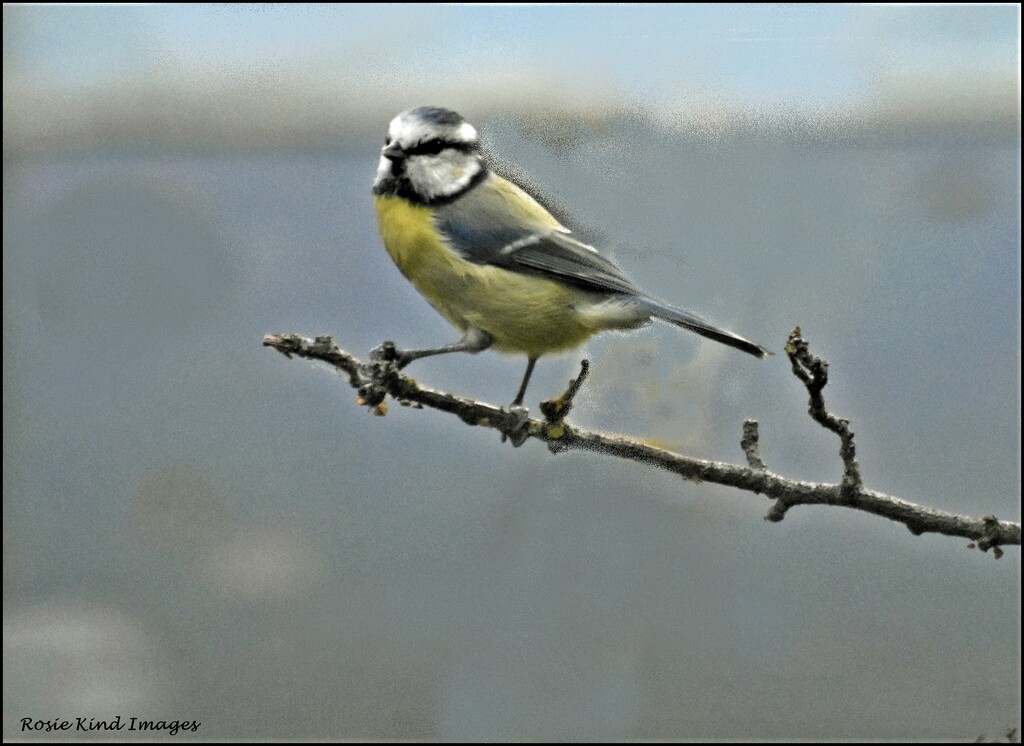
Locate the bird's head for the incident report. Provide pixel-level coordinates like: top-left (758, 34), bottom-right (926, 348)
top-left (373, 106), bottom-right (485, 204)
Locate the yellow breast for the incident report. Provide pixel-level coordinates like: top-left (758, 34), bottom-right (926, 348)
top-left (374, 194), bottom-right (600, 357)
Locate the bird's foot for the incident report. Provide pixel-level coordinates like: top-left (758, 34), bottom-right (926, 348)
top-left (500, 404), bottom-right (532, 448)
top-left (369, 340), bottom-right (412, 369)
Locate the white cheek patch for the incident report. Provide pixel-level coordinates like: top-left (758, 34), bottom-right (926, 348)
top-left (406, 151), bottom-right (482, 200)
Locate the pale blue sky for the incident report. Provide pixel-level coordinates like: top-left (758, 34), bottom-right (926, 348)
top-left (6, 4), bottom-right (1019, 112)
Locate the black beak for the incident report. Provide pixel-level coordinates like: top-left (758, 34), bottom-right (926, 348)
top-left (382, 142), bottom-right (404, 161)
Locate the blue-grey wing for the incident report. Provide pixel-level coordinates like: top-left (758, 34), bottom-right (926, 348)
top-left (434, 174), bottom-right (642, 296)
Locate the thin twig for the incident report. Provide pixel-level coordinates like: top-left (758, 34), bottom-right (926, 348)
top-left (740, 420), bottom-right (767, 472)
top-left (786, 327), bottom-right (861, 492)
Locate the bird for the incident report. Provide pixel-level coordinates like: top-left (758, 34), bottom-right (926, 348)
top-left (371, 105), bottom-right (767, 409)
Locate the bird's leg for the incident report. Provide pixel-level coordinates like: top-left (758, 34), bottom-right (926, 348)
top-left (498, 356), bottom-right (538, 447)
top-left (511, 356), bottom-right (538, 407)
top-left (371, 328), bottom-right (492, 369)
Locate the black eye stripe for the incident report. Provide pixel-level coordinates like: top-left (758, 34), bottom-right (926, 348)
top-left (404, 139), bottom-right (450, 156)
top-left (403, 139), bottom-right (477, 157)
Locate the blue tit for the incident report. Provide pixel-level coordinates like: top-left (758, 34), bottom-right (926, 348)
top-left (372, 105), bottom-right (767, 407)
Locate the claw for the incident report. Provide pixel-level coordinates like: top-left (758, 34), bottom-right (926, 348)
top-left (506, 404), bottom-right (529, 430)
top-left (369, 341), bottom-right (410, 368)
top-left (369, 341), bottom-right (395, 362)
top-left (501, 405), bottom-right (531, 447)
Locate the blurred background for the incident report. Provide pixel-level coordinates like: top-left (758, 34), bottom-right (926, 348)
top-left (3, 5), bottom-right (1020, 740)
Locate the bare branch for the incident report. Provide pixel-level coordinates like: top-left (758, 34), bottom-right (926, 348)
top-left (263, 332), bottom-right (1021, 554)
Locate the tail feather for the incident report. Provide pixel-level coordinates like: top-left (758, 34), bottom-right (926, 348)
top-left (637, 298), bottom-right (769, 359)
